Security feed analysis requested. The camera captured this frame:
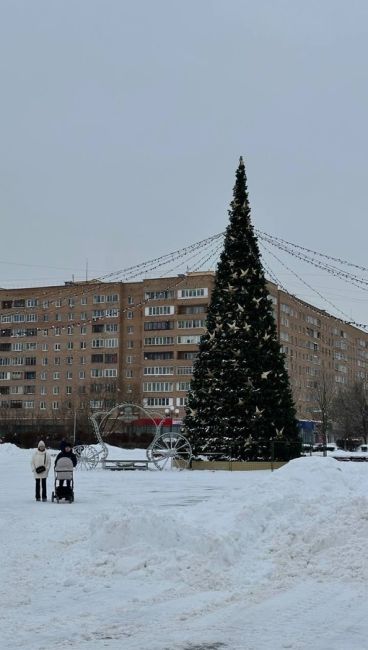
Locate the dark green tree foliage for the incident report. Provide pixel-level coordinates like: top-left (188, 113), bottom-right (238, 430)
top-left (184, 158), bottom-right (300, 460)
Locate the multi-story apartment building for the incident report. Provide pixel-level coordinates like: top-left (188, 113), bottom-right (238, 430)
top-left (0, 271), bottom-right (367, 426)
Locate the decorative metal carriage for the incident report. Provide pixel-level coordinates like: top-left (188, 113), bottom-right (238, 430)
top-left (73, 402), bottom-right (192, 471)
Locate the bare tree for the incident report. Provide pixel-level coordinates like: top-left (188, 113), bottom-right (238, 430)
top-left (312, 370), bottom-right (337, 455)
top-left (333, 380), bottom-right (368, 447)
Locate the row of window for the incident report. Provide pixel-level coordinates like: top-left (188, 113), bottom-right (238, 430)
top-left (2, 310), bottom-right (120, 324)
top-left (0, 398), bottom-right (117, 410)
top-left (0, 294), bottom-right (119, 310)
top-left (288, 312), bottom-right (367, 346)
top-left (0, 352), bottom-right (119, 368)
top-left (144, 336), bottom-right (202, 345)
top-left (1, 321), bottom-right (121, 335)
top-left (1, 288), bottom-right (210, 316)
top-left (143, 319), bottom-right (206, 330)
top-left (1, 385), bottom-right (72, 395)
top-left (143, 351), bottom-right (197, 360)
top-left (1, 315), bottom-right (121, 329)
top-left (0, 338), bottom-right (118, 353)
top-left (0, 386), bottom-right (37, 394)
top-left (143, 291), bottom-right (175, 301)
top-left (0, 357), bottom-right (38, 367)
top-left (143, 397), bottom-right (188, 407)
top-left (143, 288), bottom-right (208, 301)
top-left (1, 303), bottom-right (208, 325)
top-left (143, 382), bottom-right (191, 392)
top-left (0, 368), bottom-right (117, 381)
top-left (143, 366), bottom-right (193, 375)
top-left (0, 369), bottom-right (119, 383)
top-left (144, 305), bottom-right (207, 325)
top-left (1, 342), bottom-right (38, 351)
top-left (0, 364), bottom-right (193, 380)
top-left (0, 328), bottom-right (37, 337)
top-left (281, 332), bottom-right (319, 349)
top-left (0, 381), bottom-right (118, 395)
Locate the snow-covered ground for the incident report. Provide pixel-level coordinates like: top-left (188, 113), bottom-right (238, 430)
top-left (2, 443), bottom-right (368, 650)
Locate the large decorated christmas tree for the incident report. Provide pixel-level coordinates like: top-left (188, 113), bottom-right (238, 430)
top-left (184, 158), bottom-right (300, 460)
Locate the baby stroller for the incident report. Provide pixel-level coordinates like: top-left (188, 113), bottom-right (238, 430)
top-left (51, 457), bottom-right (75, 503)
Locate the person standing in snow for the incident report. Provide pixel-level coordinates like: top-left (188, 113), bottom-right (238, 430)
top-left (31, 440), bottom-right (51, 502)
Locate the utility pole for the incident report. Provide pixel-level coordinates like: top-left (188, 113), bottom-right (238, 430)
top-left (73, 411), bottom-right (77, 445)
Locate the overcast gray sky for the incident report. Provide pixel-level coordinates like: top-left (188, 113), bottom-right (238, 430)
top-left (1, 0), bottom-right (368, 324)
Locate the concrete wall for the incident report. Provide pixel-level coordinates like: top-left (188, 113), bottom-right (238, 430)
top-left (190, 460), bottom-right (287, 471)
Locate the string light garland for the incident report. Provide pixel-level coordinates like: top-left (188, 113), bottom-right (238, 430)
top-left (1, 229), bottom-right (368, 330)
top-left (258, 231), bottom-right (368, 292)
top-left (0, 237), bottom-right (223, 333)
top-left (257, 237), bottom-right (368, 329)
top-left (259, 240), bottom-right (363, 327)
top-left (0, 235), bottom-right (222, 325)
top-left (256, 230), bottom-right (368, 274)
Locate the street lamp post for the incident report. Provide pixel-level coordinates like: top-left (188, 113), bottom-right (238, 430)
top-left (73, 409), bottom-right (84, 446)
top-left (164, 406), bottom-right (180, 431)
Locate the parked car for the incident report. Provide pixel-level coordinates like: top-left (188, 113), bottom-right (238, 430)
top-left (313, 443), bottom-right (324, 452)
top-left (301, 444), bottom-right (313, 455)
top-left (326, 443), bottom-right (339, 452)
top-left (313, 443), bottom-right (339, 452)
top-left (357, 444), bottom-right (368, 453)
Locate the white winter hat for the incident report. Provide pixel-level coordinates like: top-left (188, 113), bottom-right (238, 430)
top-left (38, 440), bottom-right (46, 449)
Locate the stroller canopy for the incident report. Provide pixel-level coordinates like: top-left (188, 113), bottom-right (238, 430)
top-left (55, 456), bottom-right (74, 480)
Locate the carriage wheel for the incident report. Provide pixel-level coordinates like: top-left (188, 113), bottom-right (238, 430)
top-left (74, 445), bottom-right (99, 470)
top-left (147, 433), bottom-right (192, 470)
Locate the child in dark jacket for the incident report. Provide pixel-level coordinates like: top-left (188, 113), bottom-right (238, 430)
top-left (54, 442), bottom-right (77, 487)
top-left (55, 442), bottom-right (78, 468)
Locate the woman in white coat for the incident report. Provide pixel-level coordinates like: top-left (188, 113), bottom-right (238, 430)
top-left (31, 440), bottom-right (51, 501)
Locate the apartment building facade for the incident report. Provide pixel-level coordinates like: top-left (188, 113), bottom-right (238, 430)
top-left (0, 272), bottom-right (367, 426)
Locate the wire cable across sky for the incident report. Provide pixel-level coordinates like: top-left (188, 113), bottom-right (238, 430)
top-left (1, 230), bottom-right (368, 330)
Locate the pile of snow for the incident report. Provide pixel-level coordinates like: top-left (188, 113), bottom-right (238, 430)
top-left (0, 442), bottom-right (26, 457)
